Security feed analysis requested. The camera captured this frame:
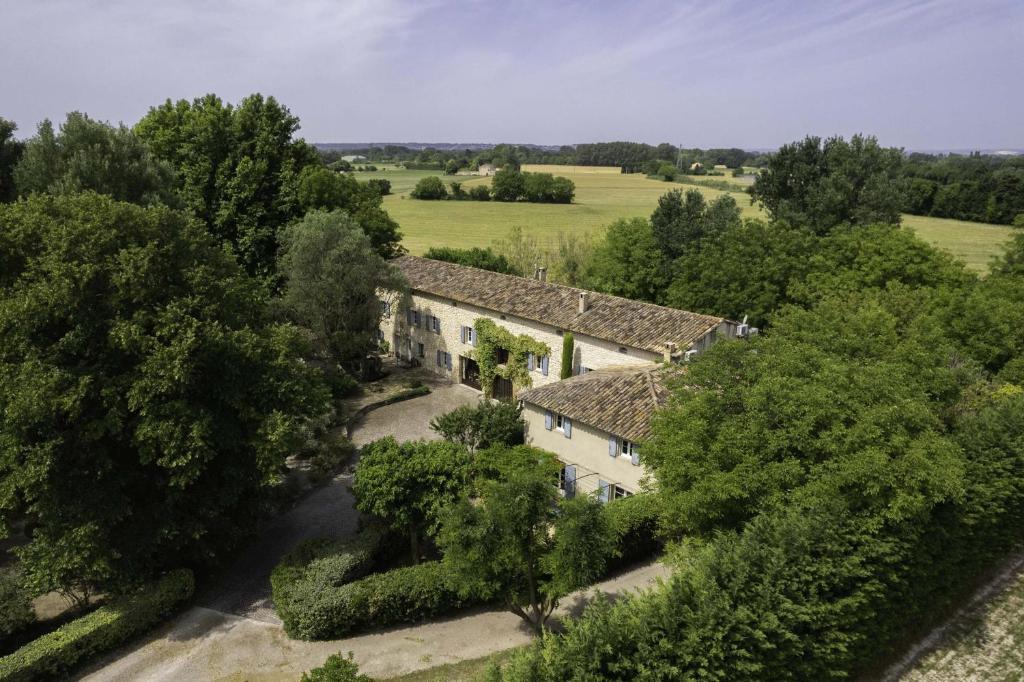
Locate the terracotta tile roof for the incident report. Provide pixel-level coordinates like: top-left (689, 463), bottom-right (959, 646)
top-left (518, 364), bottom-right (675, 441)
top-left (394, 255), bottom-right (726, 354)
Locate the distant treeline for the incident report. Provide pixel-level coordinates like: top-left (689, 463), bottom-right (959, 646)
top-left (901, 153), bottom-right (1024, 225)
top-left (319, 142), bottom-right (769, 174)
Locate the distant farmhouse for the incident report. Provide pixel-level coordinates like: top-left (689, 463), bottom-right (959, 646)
top-left (341, 154), bottom-right (367, 162)
top-left (477, 163), bottom-right (497, 176)
top-left (380, 256), bottom-right (748, 500)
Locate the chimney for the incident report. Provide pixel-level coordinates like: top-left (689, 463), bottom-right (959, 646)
top-left (578, 291), bottom-right (590, 313)
top-left (663, 341), bottom-right (677, 363)
top-left (538, 267), bottom-right (547, 282)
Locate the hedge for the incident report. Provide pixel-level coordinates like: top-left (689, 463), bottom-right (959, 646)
top-left (0, 568), bottom-right (36, 641)
top-left (604, 493), bottom-right (663, 571)
top-left (285, 560), bottom-right (472, 640)
top-left (0, 569), bottom-right (194, 682)
top-left (272, 530), bottom-right (384, 633)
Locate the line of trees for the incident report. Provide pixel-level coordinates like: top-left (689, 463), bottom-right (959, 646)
top-left (411, 168), bottom-right (575, 204)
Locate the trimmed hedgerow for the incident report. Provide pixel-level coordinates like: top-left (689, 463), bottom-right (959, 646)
top-left (286, 560), bottom-right (472, 640)
top-left (604, 493), bottom-right (663, 571)
top-left (272, 530), bottom-right (384, 633)
top-left (0, 569), bottom-right (193, 682)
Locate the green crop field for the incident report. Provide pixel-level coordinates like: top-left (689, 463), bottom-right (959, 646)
top-left (356, 165), bottom-right (1016, 273)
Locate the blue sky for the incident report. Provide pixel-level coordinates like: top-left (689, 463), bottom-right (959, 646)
top-left (1, 0), bottom-right (1021, 149)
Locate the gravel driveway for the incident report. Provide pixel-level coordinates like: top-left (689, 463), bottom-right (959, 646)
top-left (194, 380), bottom-right (481, 623)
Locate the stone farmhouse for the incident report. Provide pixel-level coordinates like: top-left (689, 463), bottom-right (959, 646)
top-left (380, 255), bottom-right (742, 499)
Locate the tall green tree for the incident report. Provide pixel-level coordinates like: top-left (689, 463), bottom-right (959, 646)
top-left (749, 134), bottom-right (905, 233)
top-left (353, 437), bottom-right (470, 563)
top-left (13, 113), bottom-right (175, 205)
top-left (278, 210), bottom-right (406, 372)
top-left (650, 189), bottom-right (741, 260)
top-left (438, 469), bottom-right (615, 634)
top-left (135, 93), bottom-right (320, 279)
top-left (586, 218), bottom-right (668, 304)
top-left (0, 193), bottom-right (329, 601)
top-left (0, 117), bottom-right (25, 203)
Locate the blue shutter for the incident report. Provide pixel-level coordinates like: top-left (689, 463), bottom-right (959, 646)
top-left (544, 411), bottom-right (553, 430)
top-left (436, 350), bottom-right (442, 367)
top-left (541, 356), bottom-right (549, 376)
top-left (597, 479), bottom-right (609, 504)
top-left (435, 317), bottom-right (441, 334)
top-left (563, 417), bottom-right (572, 438)
top-left (527, 353), bottom-right (535, 371)
top-left (609, 435), bottom-right (617, 457)
top-left (407, 309), bottom-right (413, 325)
top-left (460, 326), bottom-right (466, 343)
top-left (564, 465), bottom-right (576, 499)
top-left (445, 352), bottom-right (452, 370)
top-left (631, 445), bottom-right (640, 466)
top-left (471, 329), bottom-right (477, 347)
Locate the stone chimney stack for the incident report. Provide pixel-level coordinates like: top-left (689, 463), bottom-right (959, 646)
top-left (578, 291), bottom-right (590, 313)
top-left (663, 341), bottom-right (677, 363)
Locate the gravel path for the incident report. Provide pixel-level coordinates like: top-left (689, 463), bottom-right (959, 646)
top-left (76, 380), bottom-right (483, 680)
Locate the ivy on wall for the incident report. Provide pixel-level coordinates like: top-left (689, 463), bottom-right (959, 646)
top-left (472, 318), bottom-right (551, 399)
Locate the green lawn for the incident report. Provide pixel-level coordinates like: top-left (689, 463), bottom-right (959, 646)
top-left (357, 166), bottom-right (1016, 274)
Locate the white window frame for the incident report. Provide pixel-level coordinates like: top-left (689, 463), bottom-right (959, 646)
top-left (620, 439), bottom-right (636, 458)
top-left (612, 485), bottom-right (633, 500)
top-left (556, 414), bottom-right (565, 431)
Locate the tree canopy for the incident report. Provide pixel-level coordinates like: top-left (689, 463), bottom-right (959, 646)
top-left (0, 193), bottom-right (329, 600)
top-left (278, 210), bottom-right (406, 372)
top-left (13, 113), bottom-right (175, 206)
top-left (0, 117), bottom-right (25, 203)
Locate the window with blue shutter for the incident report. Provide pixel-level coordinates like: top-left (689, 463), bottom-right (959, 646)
top-left (470, 328), bottom-right (477, 346)
top-left (434, 317), bottom-right (441, 333)
top-left (445, 352), bottom-right (452, 370)
top-left (527, 353), bottom-right (535, 371)
top-left (544, 411), bottom-right (553, 430)
top-left (564, 465), bottom-right (576, 499)
top-left (460, 326), bottom-right (467, 343)
top-left (608, 435), bottom-right (617, 457)
top-left (436, 350), bottom-right (442, 367)
top-left (413, 311), bottom-right (421, 327)
top-left (597, 479), bottom-right (609, 504)
top-left (407, 309), bottom-right (413, 325)
top-left (563, 417), bottom-right (572, 438)
top-left (631, 445), bottom-right (640, 466)
top-left (541, 356), bottom-right (549, 376)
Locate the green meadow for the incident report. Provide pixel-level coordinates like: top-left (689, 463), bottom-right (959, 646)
top-left (359, 165), bottom-right (1016, 273)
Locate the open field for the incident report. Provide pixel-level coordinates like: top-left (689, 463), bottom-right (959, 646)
top-left (357, 166), bottom-right (1017, 273)
top-left (902, 215), bottom-right (1017, 273)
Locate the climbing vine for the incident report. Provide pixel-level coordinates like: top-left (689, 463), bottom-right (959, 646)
top-left (472, 318), bottom-right (550, 399)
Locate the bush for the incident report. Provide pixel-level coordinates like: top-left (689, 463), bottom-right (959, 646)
top-left (0, 568), bottom-right (35, 640)
top-left (468, 184), bottom-right (491, 201)
top-left (0, 569), bottom-right (193, 682)
top-left (311, 437), bottom-right (356, 479)
top-left (656, 162), bottom-right (677, 181)
top-left (284, 560), bottom-right (472, 640)
top-left (272, 531), bottom-right (384, 634)
top-left (449, 181), bottom-right (467, 199)
top-left (366, 178), bottom-right (390, 196)
top-left (302, 652), bottom-right (371, 682)
top-left (410, 176), bottom-right (448, 200)
top-left (423, 246), bottom-right (517, 274)
top-left (604, 494), bottom-right (662, 570)
top-left (430, 401), bottom-right (525, 452)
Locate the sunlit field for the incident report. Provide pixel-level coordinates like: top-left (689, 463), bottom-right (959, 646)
top-left (357, 165), bottom-right (1016, 273)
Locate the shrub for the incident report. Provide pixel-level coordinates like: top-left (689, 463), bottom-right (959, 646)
top-left (423, 246), bottom-right (517, 274)
top-left (656, 162), bottom-right (677, 181)
top-left (0, 568), bottom-right (35, 640)
top-left (468, 184), bottom-right (491, 201)
top-left (284, 561), bottom-right (472, 640)
top-left (604, 494), bottom-right (662, 570)
top-left (0, 569), bottom-right (193, 682)
top-left (302, 653), bottom-right (371, 682)
top-left (311, 437), bottom-right (356, 479)
top-left (410, 176), bottom-right (448, 200)
top-left (272, 531), bottom-right (384, 634)
top-left (430, 401), bottom-right (525, 452)
top-left (366, 178), bottom-right (390, 196)
top-left (449, 181), bottom-right (467, 199)
top-left (560, 333), bottom-right (574, 379)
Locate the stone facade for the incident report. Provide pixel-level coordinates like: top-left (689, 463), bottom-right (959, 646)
top-left (523, 402), bottom-right (645, 499)
top-left (382, 291), bottom-right (669, 391)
